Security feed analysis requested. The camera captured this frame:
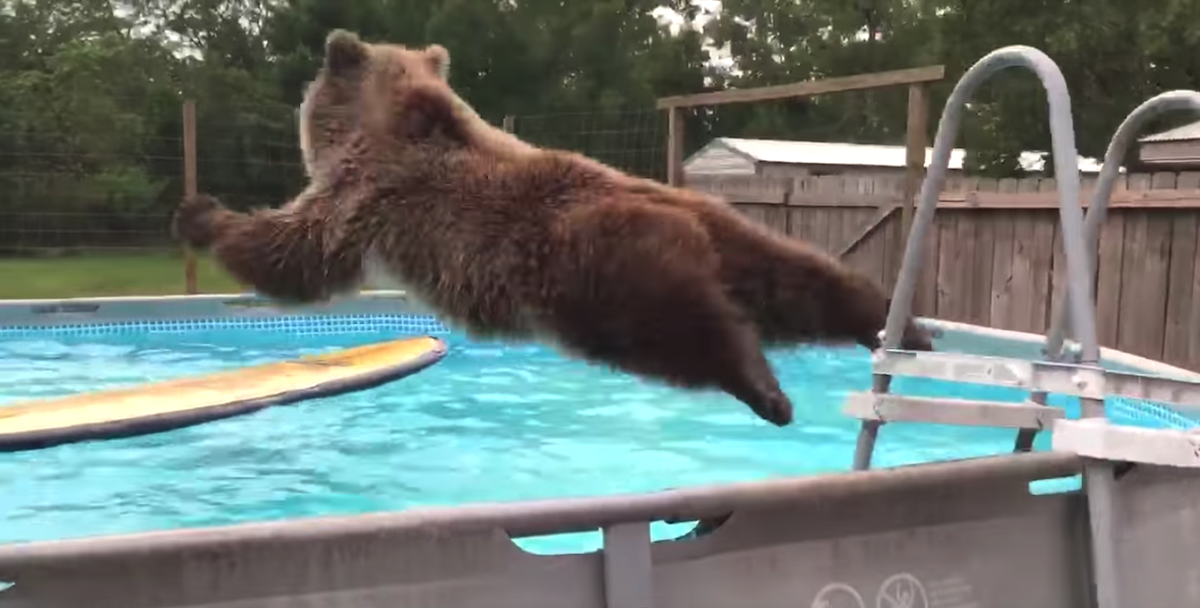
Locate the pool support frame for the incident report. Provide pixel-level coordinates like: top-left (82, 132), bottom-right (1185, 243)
top-left (847, 45), bottom-right (1200, 608)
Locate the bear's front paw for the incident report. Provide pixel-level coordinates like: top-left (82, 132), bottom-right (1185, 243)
top-left (173, 194), bottom-right (224, 249)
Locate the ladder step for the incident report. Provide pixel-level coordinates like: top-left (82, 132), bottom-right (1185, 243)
top-left (874, 349), bottom-right (1108, 399)
top-left (843, 392), bottom-right (1064, 429)
top-left (1051, 418), bottom-right (1200, 468)
top-left (875, 350), bottom-right (1200, 416)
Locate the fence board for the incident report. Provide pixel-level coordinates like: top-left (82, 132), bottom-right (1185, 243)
top-left (1140, 212), bottom-right (1174, 360)
top-left (880, 214), bottom-right (900, 292)
top-left (1095, 209), bottom-right (1127, 349)
top-left (953, 211), bottom-right (980, 324)
top-left (997, 177), bottom-right (1018, 195)
top-left (911, 213), bottom-right (940, 316)
top-left (1116, 210), bottom-right (1149, 354)
top-left (875, 176), bottom-right (904, 293)
top-left (1007, 211), bottom-right (1039, 333)
top-left (1116, 175), bottom-right (1153, 355)
top-left (988, 180), bottom-right (1027, 329)
top-left (787, 207), bottom-right (810, 242)
top-left (989, 210), bottom-right (1016, 331)
top-left (763, 206), bottom-right (789, 235)
top-left (1152, 171), bottom-right (1179, 190)
top-left (969, 180), bottom-right (998, 326)
top-left (1029, 215), bottom-right (1057, 334)
top-left (1032, 179), bottom-right (1059, 335)
top-left (737, 204), bottom-right (764, 225)
top-left (841, 207), bottom-right (888, 286)
top-left (1188, 217), bottom-right (1200, 369)
top-left (811, 208), bottom-right (832, 251)
top-left (935, 211), bottom-right (962, 320)
top-left (1177, 173), bottom-right (1200, 369)
top-left (1163, 210), bottom-right (1198, 367)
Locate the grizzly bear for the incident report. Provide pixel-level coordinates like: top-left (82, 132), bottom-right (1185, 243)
top-left (173, 29), bottom-right (933, 428)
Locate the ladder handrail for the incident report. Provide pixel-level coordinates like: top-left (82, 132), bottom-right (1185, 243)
top-left (1043, 91), bottom-right (1200, 361)
top-left (881, 44), bottom-right (1098, 364)
top-left (1016, 91), bottom-right (1200, 453)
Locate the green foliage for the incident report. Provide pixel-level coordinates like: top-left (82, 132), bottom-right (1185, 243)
top-left (6, 0), bottom-right (1200, 251)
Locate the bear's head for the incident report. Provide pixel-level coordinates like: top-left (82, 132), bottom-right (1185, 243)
top-left (297, 29), bottom-right (459, 177)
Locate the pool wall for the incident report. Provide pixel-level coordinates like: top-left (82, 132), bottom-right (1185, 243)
top-left (0, 452), bottom-right (1197, 607)
top-left (2, 292), bottom-right (1200, 607)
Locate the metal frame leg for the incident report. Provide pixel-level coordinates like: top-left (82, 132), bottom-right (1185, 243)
top-left (1084, 459), bottom-right (1122, 608)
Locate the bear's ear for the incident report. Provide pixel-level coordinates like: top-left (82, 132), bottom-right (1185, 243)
top-left (324, 29), bottom-right (367, 72)
top-left (424, 44), bottom-right (450, 79)
top-left (398, 86), bottom-right (469, 144)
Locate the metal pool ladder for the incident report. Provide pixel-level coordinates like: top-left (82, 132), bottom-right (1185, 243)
top-left (840, 45), bottom-right (1200, 608)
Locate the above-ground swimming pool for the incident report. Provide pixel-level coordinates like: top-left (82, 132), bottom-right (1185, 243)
top-left (0, 306), bottom-right (1194, 555)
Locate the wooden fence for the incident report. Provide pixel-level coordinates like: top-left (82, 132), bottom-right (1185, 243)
top-left (686, 171), bottom-right (1200, 372)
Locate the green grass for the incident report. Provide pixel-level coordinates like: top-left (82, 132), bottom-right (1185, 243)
top-left (0, 252), bottom-right (246, 300)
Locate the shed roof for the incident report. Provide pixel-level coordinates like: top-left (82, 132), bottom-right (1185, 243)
top-left (1138, 119), bottom-right (1200, 143)
top-left (687, 137), bottom-right (1106, 173)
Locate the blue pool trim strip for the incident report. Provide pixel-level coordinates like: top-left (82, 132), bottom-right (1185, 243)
top-left (0, 337), bottom-right (450, 453)
top-left (0, 313), bottom-right (452, 338)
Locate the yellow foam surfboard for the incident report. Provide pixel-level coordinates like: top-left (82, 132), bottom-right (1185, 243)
top-left (0, 336), bottom-right (448, 453)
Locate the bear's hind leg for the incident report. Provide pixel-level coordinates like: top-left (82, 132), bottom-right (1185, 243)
top-left (546, 204), bottom-right (794, 426)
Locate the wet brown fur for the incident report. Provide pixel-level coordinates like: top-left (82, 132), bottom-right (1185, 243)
top-left (174, 29), bottom-right (934, 427)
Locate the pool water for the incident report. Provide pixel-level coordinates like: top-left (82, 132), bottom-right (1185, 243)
top-left (0, 326), bottom-right (1078, 554)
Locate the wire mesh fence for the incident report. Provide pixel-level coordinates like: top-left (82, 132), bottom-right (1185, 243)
top-left (508, 108), bottom-right (668, 182)
top-left (0, 99), bottom-right (670, 298)
top-left (0, 96), bottom-right (298, 298)
top-left (0, 134), bottom-right (182, 253)
top-left (0, 98), bottom-right (305, 255)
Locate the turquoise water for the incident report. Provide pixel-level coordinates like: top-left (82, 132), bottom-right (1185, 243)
top-left (0, 327), bottom-right (1079, 554)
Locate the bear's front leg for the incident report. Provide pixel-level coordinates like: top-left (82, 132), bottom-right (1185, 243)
top-left (172, 193), bottom-right (366, 305)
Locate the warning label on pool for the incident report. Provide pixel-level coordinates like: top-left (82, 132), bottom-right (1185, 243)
top-left (811, 573), bottom-right (977, 608)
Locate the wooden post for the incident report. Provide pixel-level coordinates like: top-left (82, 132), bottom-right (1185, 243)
top-left (666, 107), bottom-right (684, 186)
top-left (182, 99), bottom-right (198, 295)
top-left (902, 82), bottom-right (930, 304)
top-left (902, 82), bottom-right (929, 248)
top-left (502, 115), bottom-right (515, 133)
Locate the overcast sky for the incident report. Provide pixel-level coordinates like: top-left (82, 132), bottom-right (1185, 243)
top-left (650, 1), bottom-right (735, 73)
